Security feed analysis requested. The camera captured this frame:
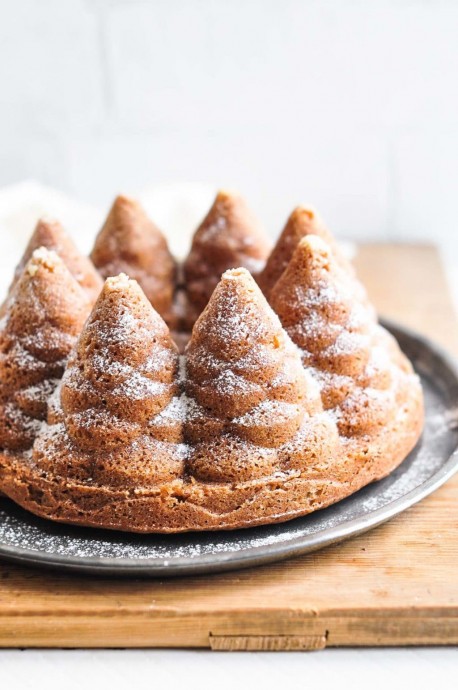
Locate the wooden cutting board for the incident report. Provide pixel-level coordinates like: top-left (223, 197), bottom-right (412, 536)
top-left (0, 243), bottom-right (457, 650)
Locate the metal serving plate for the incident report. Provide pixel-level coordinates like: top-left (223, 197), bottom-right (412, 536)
top-left (0, 321), bottom-right (457, 577)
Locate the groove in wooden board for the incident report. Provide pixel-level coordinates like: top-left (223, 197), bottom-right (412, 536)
top-left (0, 243), bottom-right (457, 649)
top-left (209, 635), bottom-right (327, 651)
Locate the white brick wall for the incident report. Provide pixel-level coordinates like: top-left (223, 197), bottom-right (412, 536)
top-left (0, 0), bottom-right (457, 249)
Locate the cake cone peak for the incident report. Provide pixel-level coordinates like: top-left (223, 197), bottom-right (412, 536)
top-left (90, 195), bottom-right (176, 324)
top-left (103, 271), bottom-right (150, 298)
top-left (183, 191), bottom-right (271, 323)
top-left (270, 234), bottom-right (371, 352)
top-left (101, 195), bottom-right (148, 228)
top-left (27, 245), bottom-right (63, 274)
top-left (291, 234), bottom-right (333, 270)
top-left (7, 248), bottom-right (92, 340)
top-left (8, 218), bottom-right (102, 303)
top-left (61, 275), bottom-right (178, 452)
top-left (191, 267), bottom-right (286, 361)
top-left (258, 206), bottom-right (351, 297)
top-left (185, 267), bottom-right (319, 452)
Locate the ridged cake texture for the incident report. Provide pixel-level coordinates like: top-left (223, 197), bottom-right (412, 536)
top-left (34, 274), bottom-right (185, 492)
top-left (185, 268), bottom-right (334, 482)
top-left (0, 248), bottom-right (92, 451)
top-left (270, 235), bottom-right (423, 475)
top-left (0, 195), bottom-right (424, 533)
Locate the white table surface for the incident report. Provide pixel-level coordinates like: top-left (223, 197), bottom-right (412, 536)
top-left (0, 182), bottom-right (457, 685)
top-left (1, 648), bottom-right (457, 689)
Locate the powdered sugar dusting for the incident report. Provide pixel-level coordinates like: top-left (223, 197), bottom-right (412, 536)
top-left (233, 399), bottom-right (302, 426)
top-left (324, 329), bottom-right (370, 358)
top-left (0, 258), bottom-right (82, 447)
top-left (0, 364), bottom-right (454, 568)
top-left (150, 394), bottom-right (188, 425)
top-left (2, 402), bottom-right (42, 434)
top-left (113, 372), bottom-right (168, 401)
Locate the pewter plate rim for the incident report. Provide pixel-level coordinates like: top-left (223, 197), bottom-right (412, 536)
top-left (0, 319), bottom-right (457, 578)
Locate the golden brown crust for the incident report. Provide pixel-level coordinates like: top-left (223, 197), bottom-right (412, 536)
top-left (0, 398), bottom-right (422, 532)
top-left (90, 196), bottom-right (177, 327)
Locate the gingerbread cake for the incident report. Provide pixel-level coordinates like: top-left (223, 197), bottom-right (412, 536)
top-left (0, 192), bottom-right (424, 532)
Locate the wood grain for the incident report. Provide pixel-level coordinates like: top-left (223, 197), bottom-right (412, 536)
top-left (0, 243), bottom-right (457, 649)
top-left (355, 243), bottom-right (458, 352)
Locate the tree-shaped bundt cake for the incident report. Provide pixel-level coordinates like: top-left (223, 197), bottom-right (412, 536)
top-left (0, 195), bottom-right (424, 533)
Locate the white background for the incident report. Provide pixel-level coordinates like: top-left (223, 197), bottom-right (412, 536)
top-left (0, 0), bottom-right (457, 684)
top-left (0, 0), bottom-right (458, 255)
top-left (1, 648), bottom-right (458, 689)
